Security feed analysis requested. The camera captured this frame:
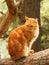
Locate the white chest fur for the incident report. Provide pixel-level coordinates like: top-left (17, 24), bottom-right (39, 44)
top-left (29, 25), bottom-right (39, 50)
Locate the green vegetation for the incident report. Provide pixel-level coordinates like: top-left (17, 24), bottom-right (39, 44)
top-left (0, 0), bottom-right (49, 58)
top-left (40, 0), bottom-right (49, 49)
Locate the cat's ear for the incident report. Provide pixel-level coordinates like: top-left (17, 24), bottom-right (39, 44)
top-left (25, 16), bottom-right (28, 20)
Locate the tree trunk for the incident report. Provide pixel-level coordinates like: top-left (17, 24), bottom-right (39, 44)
top-left (19, 0), bottom-right (42, 51)
top-left (0, 48), bottom-right (49, 65)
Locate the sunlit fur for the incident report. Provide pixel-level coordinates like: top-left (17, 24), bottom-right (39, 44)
top-left (8, 16), bottom-right (39, 60)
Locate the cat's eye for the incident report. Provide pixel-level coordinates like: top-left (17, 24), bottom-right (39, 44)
top-left (27, 25), bottom-right (33, 28)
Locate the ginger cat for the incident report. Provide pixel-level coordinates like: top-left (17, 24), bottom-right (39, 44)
top-left (8, 16), bottom-right (39, 60)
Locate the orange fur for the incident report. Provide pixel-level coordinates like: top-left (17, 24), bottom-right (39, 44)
top-left (8, 16), bottom-right (39, 60)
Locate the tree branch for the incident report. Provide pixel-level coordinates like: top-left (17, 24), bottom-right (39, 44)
top-left (0, 49), bottom-right (49, 65)
top-left (5, 0), bottom-right (22, 15)
top-left (0, 0), bottom-right (23, 37)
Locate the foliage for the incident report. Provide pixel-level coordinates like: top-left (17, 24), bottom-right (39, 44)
top-left (0, 0), bottom-right (8, 16)
top-left (40, 0), bottom-right (49, 49)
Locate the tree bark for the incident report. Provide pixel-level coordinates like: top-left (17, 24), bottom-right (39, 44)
top-left (19, 0), bottom-right (42, 51)
top-left (0, 49), bottom-right (49, 65)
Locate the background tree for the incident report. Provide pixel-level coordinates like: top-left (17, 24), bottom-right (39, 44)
top-left (19, 0), bottom-right (42, 51)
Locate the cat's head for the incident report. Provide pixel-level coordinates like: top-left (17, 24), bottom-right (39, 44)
top-left (25, 16), bottom-right (39, 31)
top-left (25, 16), bottom-right (39, 40)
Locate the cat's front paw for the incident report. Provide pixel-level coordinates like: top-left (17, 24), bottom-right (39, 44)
top-left (29, 49), bottom-right (34, 56)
